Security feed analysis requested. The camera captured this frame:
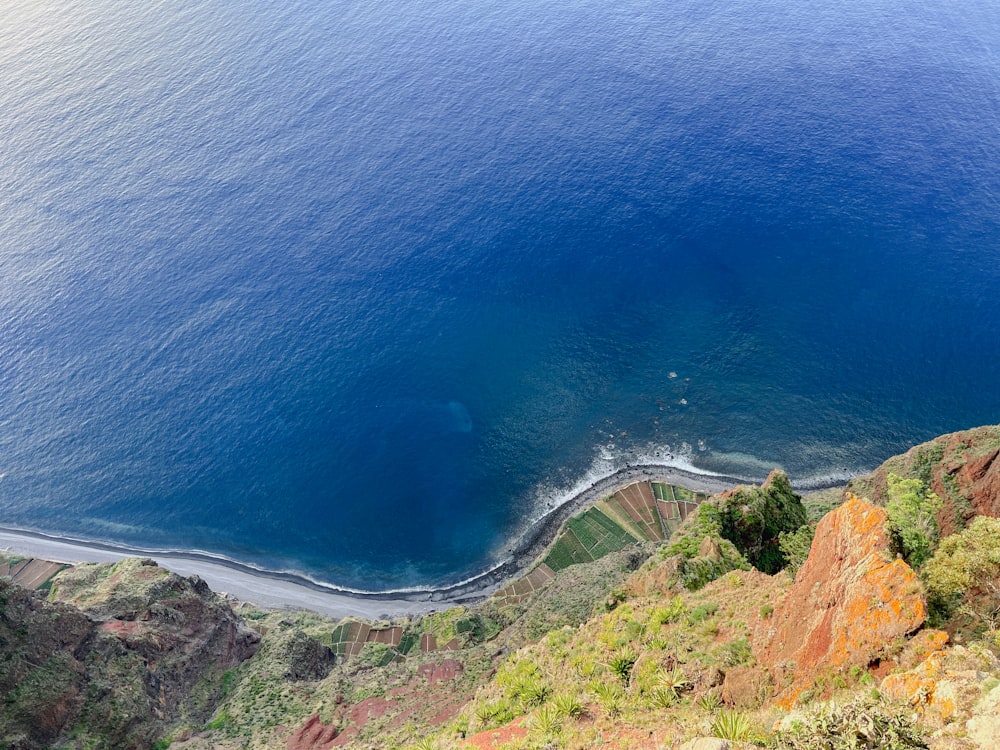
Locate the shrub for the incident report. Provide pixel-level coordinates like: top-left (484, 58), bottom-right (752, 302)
top-left (608, 646), bottom-right (639, 686)
top-left (885, 473), bottom-right (942, 568)
top-left (473, 700), bottom-right (516, 730)
top-left (697, 691), bottom-right (722, 712)
top-left (657, 666), bottom-right (691, 697)
top-left (778, 524), bottom-right (814, 574)
top-left (722, 638), bottom-right (753, 667)
top-left (686, 602), bottom-right (719, 626)
top-left (496, 659), bottom-right (550, 708)
top-left (710, 709), bottom-right (755, 742)
top-left (771, 695), bottom-right (927, 749)
top-left (551, 693), bottom-right (585, 719)
top-left (526, 706), bottom-right (562, 744)
top-left (677, 553), bottom-right (750, 591)
top-left (591, 680), bottom-right (624, 717)
top-left (922, 515), bottom-right (1000, 626)
top-left (649, 596), bottom-right (686, 626)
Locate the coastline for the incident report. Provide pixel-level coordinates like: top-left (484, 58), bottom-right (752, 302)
top-left (0, 464), bottom-right (841, 619)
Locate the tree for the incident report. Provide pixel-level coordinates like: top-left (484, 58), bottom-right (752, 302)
top-left (885, 473), bottom-right (942, 568)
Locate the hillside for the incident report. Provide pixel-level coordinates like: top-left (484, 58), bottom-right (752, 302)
top-left (2, 426), bottom-right (1000, 749)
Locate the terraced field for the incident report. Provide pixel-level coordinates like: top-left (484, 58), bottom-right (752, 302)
top-left (0, 554), bottom-right (67, 591)
top-left (537, 480), bottom-right (710, 574)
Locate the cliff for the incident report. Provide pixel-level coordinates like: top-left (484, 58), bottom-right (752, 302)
top-left (849, 424), bottom-right (1000, 537)
top-left (0, 557), bottom-right (259, 749)
top-left (2, 425), bottom-right (1000, 749)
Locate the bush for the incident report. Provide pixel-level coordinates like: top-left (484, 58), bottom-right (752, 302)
top-left (710, 709), bottom-right (756, 742)
top-left (649, 596), bottom-right (686, 626)
top-left (591, 680), bottom-right (624, 717)
top-left (496, 658), bottom-right (550, 709)
top-left (885, 473), bottom-right (942, 568)
top-left (778, 524), bottom-right (815, 574)
top-left (686, 602), bottom-right (719, 626)
top-left (922, 515), bottom-right (1000, 627)
top-left (771, 695), bottom-right (928, 749)
top-left (551, 693), bottom-right (585, 719)
top-left (472, 700), bottom-right (516, 730)
top-left (722, 638), bottom-right (753, 667)
top-left (526, 705), bottom-right (562, 744)
top-left (608, 646), bottom-right (639, 685)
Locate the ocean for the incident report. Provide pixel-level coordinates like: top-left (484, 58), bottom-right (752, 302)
top-left (1, 0), bottom-right (998, 589)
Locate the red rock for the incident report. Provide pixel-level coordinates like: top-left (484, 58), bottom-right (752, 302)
top-left (754, 494), bottom-right (926, 706)
top-left (286, 714), bottom-right (338, 750)
top-left (852, 426), bottom-right (1000, 537)
top-left (880, 651), bottom-right (958, 724)
top-left (417, 658), bottom-right (464, 683)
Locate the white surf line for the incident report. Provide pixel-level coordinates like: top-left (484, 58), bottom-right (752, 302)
top-left (0, 465), bottom-right (847, 618)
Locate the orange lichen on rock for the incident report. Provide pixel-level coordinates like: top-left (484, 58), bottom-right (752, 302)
top-left (753, 494), bottom-right (927, 706)
top-left (881, 650), bottom-right (959, 724)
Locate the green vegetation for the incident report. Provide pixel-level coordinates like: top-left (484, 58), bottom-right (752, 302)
top-left (885, 473), bottom-right (943, 568)
top-left (710, 709), bottom-right (757, 742)
top-left (713, 471), bottom-right (808, 573)
top-left (543, 507), bottom-right (639, 572)
top-left (778, 524), bottom-right (815, 574)
top-left (6, 442), bottom-right (1000, 750)
top-left (771, 695), bottom-right (928, 749)
top-left (923, 515), bottom-right (1000, 631)
top-left (665, 471), bottom-right (808, 589)
top-left (666, 503), bottom-right (751, 589)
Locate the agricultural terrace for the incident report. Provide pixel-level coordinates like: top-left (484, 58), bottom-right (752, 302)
top-left (491, 481), bottom-right (708, 610)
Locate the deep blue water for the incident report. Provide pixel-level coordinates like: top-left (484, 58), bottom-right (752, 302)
top-left (1, 0), bottom-right (998, 588)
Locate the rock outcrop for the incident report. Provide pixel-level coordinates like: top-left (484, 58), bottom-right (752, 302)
top-left (286, 715), bottom-right (338, 750)
top-left (754, 494), bottom-right (927, 705)
top-left (0, 558), bottom-right (259, 749)
top-left (849, 425), bottom-right (1000, 537)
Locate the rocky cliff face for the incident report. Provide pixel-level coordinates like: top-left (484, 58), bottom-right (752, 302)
top-left (5, 427), bottom-right (1000, 750)
top-left (754, 494), bottom-right (927, 706)
top-left (0, 558), bottom-right (259, 750)
top-left (850, 424), bottom-right (1000, 537)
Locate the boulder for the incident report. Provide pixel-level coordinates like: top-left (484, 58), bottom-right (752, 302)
top-left (883, 644), bottom-right (1000, 736)
top-left (881, 650), bottom-right (958, 724)
top-left (967, 683), bottom-right (1000, 749)
top-left (754, 494), bottom-right (926, 706)
top-left (721, 666), bottom-right (773, 708)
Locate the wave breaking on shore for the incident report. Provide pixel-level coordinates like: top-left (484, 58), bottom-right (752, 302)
top-left (0, 455), bottom-right (849, 617)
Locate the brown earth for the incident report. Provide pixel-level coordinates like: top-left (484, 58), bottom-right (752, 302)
top-left (286, 715), bottom-right (338, 750)
top-left (282, 657), bottom-right (474, 749)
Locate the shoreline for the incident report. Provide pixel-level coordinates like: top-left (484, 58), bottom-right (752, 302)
top-left (0, 464), bottom-right (843, 619)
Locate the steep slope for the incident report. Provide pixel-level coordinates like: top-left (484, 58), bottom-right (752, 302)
top-left (849, 425), bottom-right (1000, 537)
top-left (0, 558), bottom-right (259, 749)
